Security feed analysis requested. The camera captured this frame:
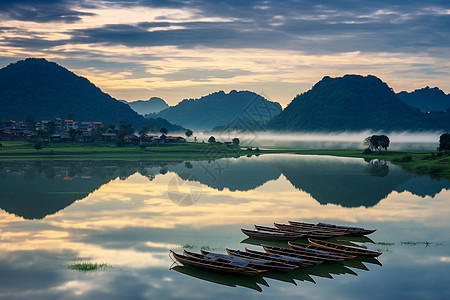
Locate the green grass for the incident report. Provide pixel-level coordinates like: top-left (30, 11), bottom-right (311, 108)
top-left (260, 148), bottom-right (450, 180)
top-left (2, 141), bottom-right (450, 179)
top-left (0, 141), bottom-right (247, 161)
top-left (375, 241), bottom-right (446, 247)
top-left (182, 244), bottom-right (225, 251)
top-left (67, 262), bottom-right (109, 272)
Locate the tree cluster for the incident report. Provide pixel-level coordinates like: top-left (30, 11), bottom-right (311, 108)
top-left (438, 133), bottom-right (450, 151)
top-left (364, 135), bottom-right (390, 151)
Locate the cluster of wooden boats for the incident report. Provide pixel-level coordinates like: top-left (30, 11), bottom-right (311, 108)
top-left (170, 221), bottom-right (381, 278)
top-left (241, 221), bottom-right (376, 241)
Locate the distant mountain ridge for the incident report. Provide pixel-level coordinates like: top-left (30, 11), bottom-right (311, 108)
top-left (156, 90), bottom-right (282, 131)
top-left (121, 97), bottom-right (169, 115)
top-left (0, 58), bottom-right (148, 128)
top-left (268, 74), bottom-right (450, 131)
top-left (397, 87), bottom-right (450, 112)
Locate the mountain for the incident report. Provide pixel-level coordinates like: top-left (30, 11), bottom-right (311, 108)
top-left (268, 75), bottom-right (450, 132)
top-left (121, 97), bottom-right (169, 115)
top-left (156, 90), bottom-right (282, 131)
top-left (397, 87), bottom-right (450, 112)
top-left (144, 116), bottom-right (186, 132)
top-left (0, 58), bottom-right (151, 129)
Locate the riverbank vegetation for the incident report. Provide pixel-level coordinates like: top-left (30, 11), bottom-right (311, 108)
top-left (1, 141), bottom-right (449, 180)
top-left (0, 141), bottom-right (247, 161)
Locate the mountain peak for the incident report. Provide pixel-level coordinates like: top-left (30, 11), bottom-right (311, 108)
top-left (268, 74), bottom-right (443, 131)
top-left (157, 90), bottom-right (282, 130)
top-left (0, 58), bottom-right (146, 127)
top-left (397, 86), bottom-right (450, 112)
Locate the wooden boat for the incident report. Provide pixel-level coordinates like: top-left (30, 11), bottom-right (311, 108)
top-left (273, 223), bottom-right (349, 236)
top-left (288, 242), bottom-right (357, 260)
top-left (262, 245), bottom-right (347, 264)
top-left (288, 221), bottom-right (376, 236)
top-left (308, 238), bottom-right (382, 257)
top-left (241, 228), bottom-right (305, 241)
top-left (170, 250), bottom-right (266, 277)
top-left (199, 250), bottom-right (298, 273)
top-left (243, 248), bottom-right (320, 267)
top-left (255, 224), bottom-right (339, 239)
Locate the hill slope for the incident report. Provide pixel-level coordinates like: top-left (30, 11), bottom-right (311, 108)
top-left (156, 90), bottom-right (282, 130)
top-left (122, 97), bottom-right (169, 115)
top-left (0, 58), bottom-right (147, 128)
top-left (397, 87), bottom-right (450, 112)
top-left (268, 75), bottom-right (449, 131)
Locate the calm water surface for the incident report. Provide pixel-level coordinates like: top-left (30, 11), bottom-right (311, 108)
top-left (0, 154), bottom-right (449, 299)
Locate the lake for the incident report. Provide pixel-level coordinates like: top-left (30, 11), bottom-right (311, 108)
top-left (0, 154), bottom-right (449, 300)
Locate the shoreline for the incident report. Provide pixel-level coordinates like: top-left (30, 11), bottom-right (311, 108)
top-left (0, 141), bottom-right (448, 179)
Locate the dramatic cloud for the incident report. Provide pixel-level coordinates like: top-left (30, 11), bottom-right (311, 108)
top-left (0, 0), bottom-right (94, 23)
top-left (0, 0), bottom-right (449, 104)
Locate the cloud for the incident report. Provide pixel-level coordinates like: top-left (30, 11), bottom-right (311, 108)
top-left (0, 0), bottom-right (94, 23)
top-left (52, 0), bottom-right (449, 55)
top-left (0, 0), bottom-right (449, 102)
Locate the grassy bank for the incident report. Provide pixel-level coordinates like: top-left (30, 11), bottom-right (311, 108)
top-left (0, 141), bottom-right (249, 161)
top-left (1, 141), bottom-right (448, 179)
top-left (261, 148), bottom-right (450, 180)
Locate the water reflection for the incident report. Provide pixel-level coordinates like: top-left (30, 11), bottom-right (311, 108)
top-left (0, 154), bottom-right (449, 299)
top-left (1, 155), bottom-right (449, 220)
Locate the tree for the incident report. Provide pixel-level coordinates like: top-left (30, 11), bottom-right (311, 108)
top-left (117, 123), bottom-right (135, 146)
top-left (46, 121), bottom-right (56, 142)
top-left (68, 128), bottom-right (78, 142)
top-left (208, 136), bottom-right (216, 144)
top-left (33, 141), bottom-right (42, 152)
top-left (232, 138), bottom-right (240, 146)
top-left (438, 133), bottom-right (450, 151)
top-left (364, 135), bottom-right (390, 151)
top-left (160, 127), bottom-right (168, 135)
top-left (185, 129), bottom-right (193, 140)
top-left (139, 123), bottom-right (154, 144)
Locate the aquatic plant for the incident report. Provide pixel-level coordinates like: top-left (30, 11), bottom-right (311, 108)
top-left (68, 262), bottom-right (109, 272)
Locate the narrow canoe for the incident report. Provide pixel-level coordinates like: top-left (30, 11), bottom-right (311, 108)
top-left (243, 248), bottom-right (319, 268)
top-left (288, 221), bottom-right (376, 236)
top-left (308, 238), bottom-right (382, 257)
top-left (170, 250), bottom-right (266, 277)
top-left (273, 223), bottom-right (349, 236)
top-left (256, 224), bottom-right (340, 239)
top-left (262, 245), bottom-right (347, 264)
top-left (199, 250), bottom-right (298, 273)
top-left (241, 228), bottom-right (305, 241)
top-left (287, 242), bottom-right (357, 260)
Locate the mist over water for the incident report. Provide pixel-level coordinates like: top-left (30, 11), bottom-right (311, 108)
top-left (194, 131), bottom-right (441, 150)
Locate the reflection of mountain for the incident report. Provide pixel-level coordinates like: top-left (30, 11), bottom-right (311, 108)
top-left (169, 158), bottom-right (281, 192)
top-left (271, 155), bottom-right (443, 207)
top-left (0, 161), bottom-right (150, 219)
top-left (0, 173), bottom-right (111, 219)
top-left (394, 176), bottom-right (450, 198)
top-left (1, 155), bottom-right (449, 219)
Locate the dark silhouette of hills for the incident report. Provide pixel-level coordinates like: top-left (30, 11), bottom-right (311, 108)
top-left (0, 58), bottom-right (150, 129)
top-left (1, 156), bottom-right (449, 219)
top-left (170, 158), bottom-right (282, 192)
top-left (142, 116), bottom-right (186, 132)
top-left (268, 75), bottom-right (450, 131)
top-left (120, 97), bottom-right (169, 115)
top-left (397, 87), bottom-right (450, 112)
top-left (156, 90), bottom-right (282, 130)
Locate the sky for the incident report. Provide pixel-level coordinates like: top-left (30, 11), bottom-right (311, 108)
top-left (0, 0), bottom-right (449, 106)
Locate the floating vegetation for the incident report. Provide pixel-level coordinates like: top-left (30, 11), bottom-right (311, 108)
top-left (375, 241), bottom-right (446, 247)
top-left (182, 244), bottom-right (224, 251)
top-left (68, 262), bottom-right (109, 272)
top-left (376, 242), bottom-right (395, 246)
top-left (400, 241), bottom-right (433, 246)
